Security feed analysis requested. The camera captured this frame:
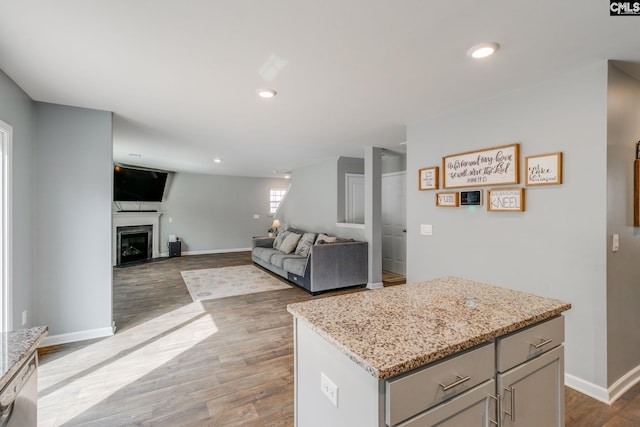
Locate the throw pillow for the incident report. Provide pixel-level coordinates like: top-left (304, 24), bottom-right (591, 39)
top-left (273, 230), bottom-right (290, 250)
top-left (279, 232), bottom-right (302, 254)
top-left (295, 232), bottom-right (317, 257)
top-left (316, 233), bottom-right (337, 244)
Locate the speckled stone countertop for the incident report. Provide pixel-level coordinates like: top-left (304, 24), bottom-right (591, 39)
top-left (0, 326), bottom-right (48, 391)
top-left (287, 277), bottom-right (570, 379)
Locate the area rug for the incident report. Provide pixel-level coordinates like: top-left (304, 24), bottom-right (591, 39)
top-left (180, 265), bottom-right (291, 302)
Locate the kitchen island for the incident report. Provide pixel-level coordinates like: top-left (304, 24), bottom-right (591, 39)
top-left (287, 277), bottom-right (571, 427)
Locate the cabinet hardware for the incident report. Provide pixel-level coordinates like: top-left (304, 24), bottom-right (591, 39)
top-left (504, 386), bottom-right (516, 421)
top-left (490, 394), bottom-right (499, 426)
top-left (438, 375), bottom-right (470, 391)
top-left (529, 337), bottom-right (553, 349)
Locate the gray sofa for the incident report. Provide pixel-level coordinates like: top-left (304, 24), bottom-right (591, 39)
top-left (251, 229), bottom-right (368, 294)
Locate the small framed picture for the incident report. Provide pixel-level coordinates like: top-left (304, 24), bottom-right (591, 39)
top-left (419, 167), bottom-right (439, 190)
top-left (436, 192), bottom-right (459, 207)
top-left (525, 152), bottom-right (563, 186)
top-left (487, 188), bottom-right (525, 212)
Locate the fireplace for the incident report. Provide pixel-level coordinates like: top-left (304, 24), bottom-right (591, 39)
top-left (117, 225), bottom-right (153, 265)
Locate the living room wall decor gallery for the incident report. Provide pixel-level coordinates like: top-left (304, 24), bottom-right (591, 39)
top-left (525, 152), bottom-right (563, 186)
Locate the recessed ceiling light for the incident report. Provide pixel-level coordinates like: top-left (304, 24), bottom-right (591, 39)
top-left (257, 88), bottom-right (277, 98)
top-left (213, 158), bottom-right (223, 163)
top-left (467, 42), bottom-right (500, 59)
top-left (284, 174), bottom-right (291, 179)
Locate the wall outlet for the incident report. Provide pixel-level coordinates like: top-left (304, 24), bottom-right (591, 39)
top-left (320, 372), bottom-right (338, 407)
top-left (22, 310), bottom-right (27, 326)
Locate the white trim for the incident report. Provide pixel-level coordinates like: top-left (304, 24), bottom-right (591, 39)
top-left (112, 211), bottom-right (162, 265)
top-left (565, 373), bottom-right (610, 404)
top-left (382, 171), bottom-right (406, 178)
top-left (39, 326), bottom-right (115, 347)
top-left (608, 364), bottom-right (640, 404)
top-left (336, 222), bottom-right (365, 229)
top-left (159, 247), bottom-right (251, 257)
top-left (0, 120), bottom-right (11, 333)
top-left (366, 282), bottom-right (384, 290)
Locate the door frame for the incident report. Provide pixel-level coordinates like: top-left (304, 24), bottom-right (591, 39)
top-left (0, 120), bottom-right (12, 332)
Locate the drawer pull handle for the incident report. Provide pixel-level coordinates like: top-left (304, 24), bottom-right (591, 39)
top-left (530, 337), bottom-right (553, 349)
top-left (504, 386), bottom-right (516, 421)
top-left (489, 394), bottom-right (499, 426)
top-left (439, 375), bottom-right (470, 391)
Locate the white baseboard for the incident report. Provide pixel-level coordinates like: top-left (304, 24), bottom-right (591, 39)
top-left (159, 247), bottom-right (251, 257)
top-left (565, 365), bottom-right (640, 405)
top-left (366, 282), bottom-right (384, 289)
top-left (565, 373), bottom-right (610, 404)
top-left (39, 326), bottom-right (115, 348)
top-left (608, 364), bottom-right (640, 404)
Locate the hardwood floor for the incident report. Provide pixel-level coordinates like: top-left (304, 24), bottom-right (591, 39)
top-left (37, 252), bottom-right (639, 426)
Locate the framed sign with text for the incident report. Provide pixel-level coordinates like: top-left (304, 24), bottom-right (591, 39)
top-left (487, 188), bottom-right (525, 212)
top-left (525, 152), bottom-right (563, 186)
top-left (436, 192), bottom-right (459, 207)
top-left (443, 143), bottom-right (520, 189)
top-left (418, 166), bottom-right (439, 190)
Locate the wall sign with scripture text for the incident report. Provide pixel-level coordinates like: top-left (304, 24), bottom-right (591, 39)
top-left (436, 192), bottom-right (459, 207)
top-left (418, 166), bottom-right (439, 190)
top-left (487, 188), bottom-right (525, 212)
top-left (443, 143), bottom-right (520, 189)
top-left (525, 152), bottom-right (562, 186)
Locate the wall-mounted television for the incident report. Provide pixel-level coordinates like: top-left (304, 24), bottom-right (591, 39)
top-left (113, 165), bottom-right (168, 202)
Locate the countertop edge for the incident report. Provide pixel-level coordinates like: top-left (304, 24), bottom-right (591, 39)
top-left (0, 326), bottom-right (49, 391)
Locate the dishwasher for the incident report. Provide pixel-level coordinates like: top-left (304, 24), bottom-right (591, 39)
top-left (0, 351), bottom-right (38, 427)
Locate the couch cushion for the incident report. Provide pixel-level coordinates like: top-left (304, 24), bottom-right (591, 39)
top-left (279, 232), bottom-right (302, 254)
top-left (283, 257), bottom-right (307, 276)
top-left (295, 232), bottom-right (317, 257)
top-left (273, 231), bottom-right (290, 250)
top-left (316, 233), bottom-right (337, 244)
top-left (270, 253), bottom-right (305, 269)
top-left (253, 247), bottom-right (280, 264)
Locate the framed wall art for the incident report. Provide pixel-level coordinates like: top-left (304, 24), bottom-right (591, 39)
top-left (442, 143), bottom-right (520, 189)
top-left (436, 192), bottom-right (459, 207)
top-left (418, 166), bottom-right (439, 190)
top-left (487, 188), bottom-right (525, 212)
top-left (525, 152), bottom-right (563, 186)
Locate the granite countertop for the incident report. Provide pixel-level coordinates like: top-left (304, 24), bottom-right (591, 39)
top-left (0, 326), bottom-right (48, 391)
top-left (287, 276), bottom-right (571, 379)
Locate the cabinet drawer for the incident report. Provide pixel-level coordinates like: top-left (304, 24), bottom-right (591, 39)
top-left (497, 316), bottom-right (564, 373)
top-left (385, 342), bottom-right (494, 426)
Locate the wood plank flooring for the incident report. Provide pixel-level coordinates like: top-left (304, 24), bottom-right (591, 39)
top-left (36, 252), bottom-right (639, 426)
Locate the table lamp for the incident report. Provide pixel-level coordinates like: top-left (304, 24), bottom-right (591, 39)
top-left (271, 219), bottom-right (281, 236)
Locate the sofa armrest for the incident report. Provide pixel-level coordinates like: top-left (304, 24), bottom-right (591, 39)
top-left (308, 241), bottom-right (368, 292)
top-left (252, 236), bottom-right (275, 248)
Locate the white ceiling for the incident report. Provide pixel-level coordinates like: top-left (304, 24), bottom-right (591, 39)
top-left (1, 1), bottom-right (639, 178)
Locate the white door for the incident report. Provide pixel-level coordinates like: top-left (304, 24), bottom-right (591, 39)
top-left (382, 172), bottom-right (406, 275)
top-left (345, 173), bottom-right (365, 224)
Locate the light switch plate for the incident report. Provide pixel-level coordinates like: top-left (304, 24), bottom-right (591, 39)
top-left (612, 234), bottom-right (620, 252)
top-left (420, 224), bottom-right (433, 235)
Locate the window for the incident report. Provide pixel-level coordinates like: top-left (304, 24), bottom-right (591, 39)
top-left (270, 188), bottom-right (287, 214)
top-left (0, 120), bottom-right (11, 332)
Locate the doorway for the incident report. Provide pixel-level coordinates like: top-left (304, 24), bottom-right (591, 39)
top-left (382, 172), bottom-right (406, 275)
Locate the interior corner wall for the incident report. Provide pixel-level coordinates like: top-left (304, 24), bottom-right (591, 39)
top-left (606, 62), bottom-right (640, 387)
top-left (406, 62), bottom-right (609, 390)
top-left (278, 158), bottom-right (365, 240)
top-left (33, 102), bottom-right (113, 339)
top-left (157, 172), bottom-right (289, 253)
top-left (0, 70), bottom-right (34, 330)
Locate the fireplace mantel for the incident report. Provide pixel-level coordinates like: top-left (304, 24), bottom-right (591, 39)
top-left (112, 212), bottom-right (162, 265)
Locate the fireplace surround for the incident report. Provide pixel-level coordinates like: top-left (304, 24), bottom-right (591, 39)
top-left (112, 212), bottom-right (162, 266)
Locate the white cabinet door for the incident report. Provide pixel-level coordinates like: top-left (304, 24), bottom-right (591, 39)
top-left (397, 380), bottom-right (497, 427)
top-left (382, 172), bottom-right (406, 275)
top-left (497, 345), bottom-right (564, 427)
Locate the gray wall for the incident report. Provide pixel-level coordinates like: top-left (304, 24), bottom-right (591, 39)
top-left (33, 103), bottom-right (113, 337)
top-left (158, 172), bottom-right (290, 253)
top-left (0, 70), bottom-right (34, 329)
top-left (606, 63), bottom-right (640, 385)
top-left (279, 158), bottom-right (365, 240)
top-left (406, 62), bottom-right (609, 389)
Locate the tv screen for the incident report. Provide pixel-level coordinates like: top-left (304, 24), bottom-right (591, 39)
top-left (114, 166), bottom-right (168, 202)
